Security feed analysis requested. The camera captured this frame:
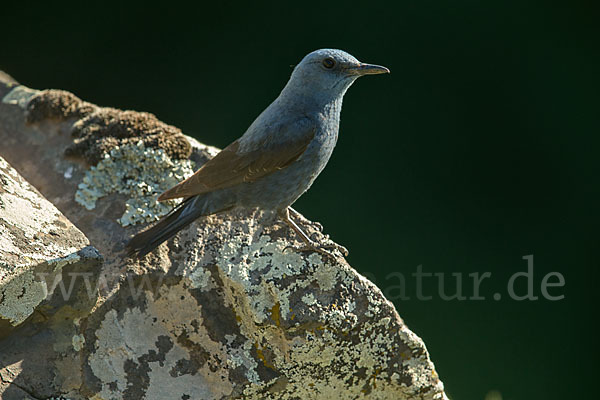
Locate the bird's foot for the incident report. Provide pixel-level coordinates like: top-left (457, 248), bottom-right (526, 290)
top-left (284, 240), bottom-right (348, 259)
top-left (288, 207), bottom-right (323, 232)
top-left (309, 221), bottom-right (324, 232)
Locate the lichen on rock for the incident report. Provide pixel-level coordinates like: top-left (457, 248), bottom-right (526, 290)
top-left (0, 76), bottom-right (449, 400)
top-left (0, 155), bottom-right (101, 348)
top-left (74, 140), bottom-right (195, 226)
top-left (79, 211), bottom-right (448, 400)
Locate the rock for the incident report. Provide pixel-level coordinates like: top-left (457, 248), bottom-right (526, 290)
top-left (0, 72), bottom-right (448, 399)
top-left (0, 155), bottom-right (102, 399)
top-left (0, 71), bottom-right (17, 100)
top-left (0, 155), bottom-right (101, 334)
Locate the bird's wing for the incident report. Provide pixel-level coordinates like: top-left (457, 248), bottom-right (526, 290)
top-left (158, 121), bottom-right (316, 201)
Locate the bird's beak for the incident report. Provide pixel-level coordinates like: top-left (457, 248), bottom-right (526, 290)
top-left (347, 63), bottom-right (390, 76)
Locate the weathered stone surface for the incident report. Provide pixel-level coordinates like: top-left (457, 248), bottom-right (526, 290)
top-left (0, 156), bottom-right (103, 399)
top-left (0, 155), bottom-right (101, 334)
top-left (0, 72), bottom-right (448, 399)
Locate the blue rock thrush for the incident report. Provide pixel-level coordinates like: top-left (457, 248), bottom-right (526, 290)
top-left (127, 49), bottom-right (389, 258)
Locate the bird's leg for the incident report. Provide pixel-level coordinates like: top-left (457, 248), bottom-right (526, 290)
top-left (288, 207), bottom-right (323, 232)
top-left (287, 207), bottom-right (348, 256)
top-left (278, 208), bottom-right (348, 258)
top-left (279, 208), bottom-right (334, 258)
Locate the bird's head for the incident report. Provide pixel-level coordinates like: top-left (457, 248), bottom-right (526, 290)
top-left (285, 49), bottom-right (389, 102)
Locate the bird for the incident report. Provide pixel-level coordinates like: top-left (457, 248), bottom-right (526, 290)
top-left (126, 49), bottom-right (389, 258)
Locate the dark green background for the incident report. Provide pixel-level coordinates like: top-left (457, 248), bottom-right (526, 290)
top-left (2, 1), bottom-right (598, 399)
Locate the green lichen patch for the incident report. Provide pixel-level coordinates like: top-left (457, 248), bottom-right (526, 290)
top-left (75, 141), bottom-right (195, 226)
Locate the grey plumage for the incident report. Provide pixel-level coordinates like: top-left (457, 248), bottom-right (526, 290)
top-left (127, 49), bottom-right (389, 257)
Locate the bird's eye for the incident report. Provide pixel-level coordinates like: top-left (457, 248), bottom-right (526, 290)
top-left (322, 58), bottom-right (336, 69)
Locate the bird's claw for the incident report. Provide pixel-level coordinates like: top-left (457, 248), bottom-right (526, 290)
top-left (297, 218), bottom-right (324, 233)
top-left (328, 243), bottom-right (349, 257)
top-left (316, 241), bottom-right (348, 257)
top-left (312, 222), bottom-right (324, 232)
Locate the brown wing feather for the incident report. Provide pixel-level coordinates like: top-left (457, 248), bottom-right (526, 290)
top-left (158, 130), bottom-right (315, 201)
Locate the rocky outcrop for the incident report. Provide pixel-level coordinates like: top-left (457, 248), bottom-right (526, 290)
top-left (0, 72), bottom-right (448, 399)
top-left (0, 155), bottom-right (101, 332)
top-left (0, 155), bottom-right (102, 399)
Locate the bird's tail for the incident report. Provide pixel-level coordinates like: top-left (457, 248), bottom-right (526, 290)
top-left (126, 194), bottom-right (232, 258)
